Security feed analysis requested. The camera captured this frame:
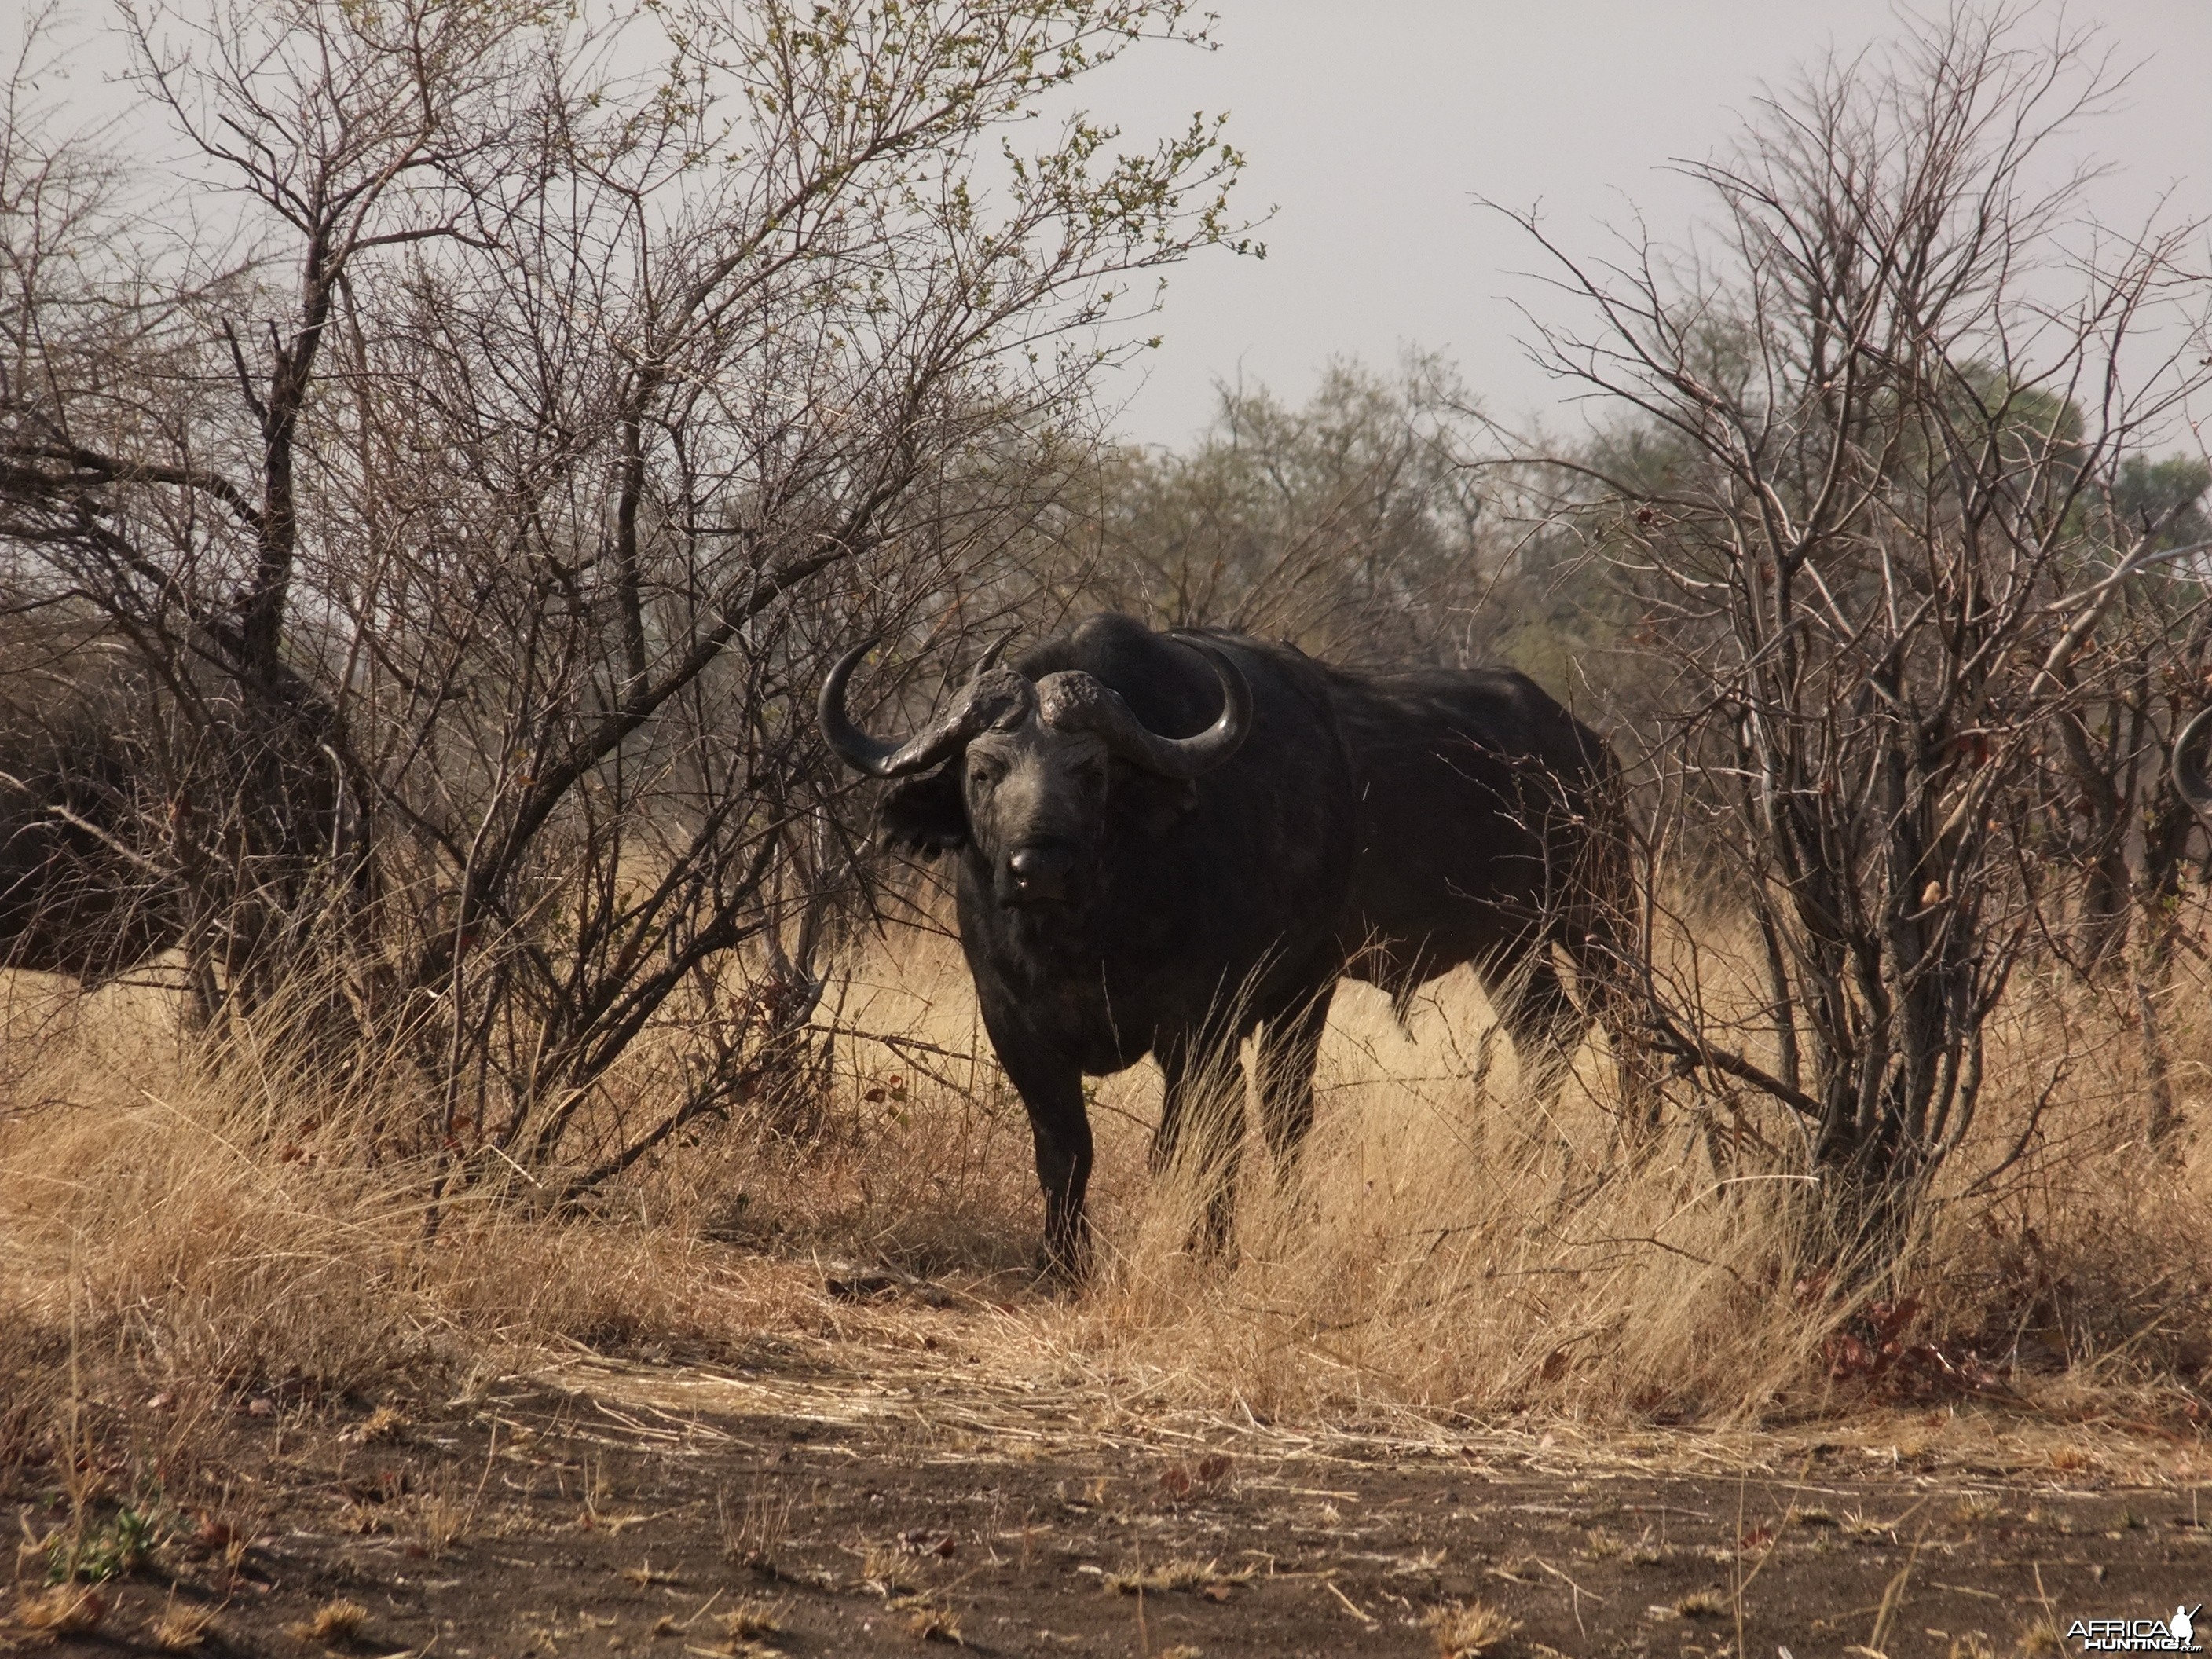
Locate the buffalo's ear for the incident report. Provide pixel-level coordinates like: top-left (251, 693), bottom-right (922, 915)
top-left (879, 768), bottom-right (968, 858)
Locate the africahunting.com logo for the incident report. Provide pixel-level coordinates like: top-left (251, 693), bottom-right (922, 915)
top-left (2069, 1607), bottom-right (2203, 1654)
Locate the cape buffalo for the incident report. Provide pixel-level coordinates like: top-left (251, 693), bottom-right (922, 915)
top-left (822, 614), bottom-right (1638, 1273)
top-left (2176, 706), bottom-right (2212, 822)
top-left (0, 630), bottom-right (180, 983)
top-left (822, 613), bottom-right (1358, 1274)
top-left (0, 616), bottom-right (354, 989)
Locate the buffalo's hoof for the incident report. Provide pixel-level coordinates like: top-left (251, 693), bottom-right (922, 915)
top-left (1031, 1248), bottom-right (1090, 1295)
top-left (1180, 1236), bottom-right (1239, 1270)
top-left (1181, 1216), bottom-right (1238, 1267)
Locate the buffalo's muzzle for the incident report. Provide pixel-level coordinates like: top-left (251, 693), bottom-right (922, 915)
top-left (1003, 844), bottom-right (1075, 905)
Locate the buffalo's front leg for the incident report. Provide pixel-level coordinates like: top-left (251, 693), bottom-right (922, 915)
top-left (978, 1005), bottom-right (1093, 1280)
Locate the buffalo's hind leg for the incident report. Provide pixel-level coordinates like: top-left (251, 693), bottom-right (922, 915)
top-left (1563, 782), bottom-right (1664, 1144)
top-left (1568, 921), bottom-right (1662, 1148)
top-left (1499, 937), bottom-right (1661, 1149)
top-left (1494, 946), bottom-right (1590, 1097)
top-left (978, 1003), bottom-right (1094, 1284)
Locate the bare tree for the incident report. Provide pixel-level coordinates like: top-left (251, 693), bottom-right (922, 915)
top-left (1060, 355), bottom-right (1492, 661)
top-left (0, 0), bottom-right (1249, 1185)
top-left (1505, 8), bottom-right (2212, 1251)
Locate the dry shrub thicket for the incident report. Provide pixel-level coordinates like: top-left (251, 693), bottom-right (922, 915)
top-left (2, 0), bottom-right (2210, 1478)
top-left (0, 0), bottom-right (1247, 1174)
top-left (1502, 14), bottom-right (2212, 1260)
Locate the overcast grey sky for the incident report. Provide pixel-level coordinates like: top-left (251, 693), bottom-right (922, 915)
top-left (21, 1), bottom-right (2211, 452)
top-left (1086, 2), bottom-right (2212, 448)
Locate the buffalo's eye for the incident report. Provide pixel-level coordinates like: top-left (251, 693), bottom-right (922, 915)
top-left (1075, 759), bottom-right (1107, 790)
top-left (969, 756), bottom-right (1005, 789)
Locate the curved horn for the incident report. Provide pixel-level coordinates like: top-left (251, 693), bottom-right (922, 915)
top-left (2174, 705), bottom-right (2212, 821)
top-left (1036, 633), bottom-right (1251, 780)
top-left (818, 635), bottom-right (1025, 778)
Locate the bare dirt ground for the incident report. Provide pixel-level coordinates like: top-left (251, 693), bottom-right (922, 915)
top-left (6, 1270), bottom-right (2206, 1659)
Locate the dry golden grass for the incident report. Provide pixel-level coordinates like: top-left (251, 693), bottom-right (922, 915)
top-left (694, 927), bottom-right (2194, 1437)
top-left (147, 1597), bottom-right (218, 1650)
top-left (1014, 972), bottom-right (2202, 1428)
top-left (1045, 987), bottom-right (1832, 1423)
top-left (408, 1489), bottom-right (473, 1555)
top-left (892, 1592), bottom-right (964, 1645)
top-left (1104, 1557), bottom-right (1243, 1595)
top-left (9, 1582), bottom-right (108, 1635)
top-left (0, 975), bottom-right (798, 1414)
top-left (855, 1544), bottom-right (920, 1597)
top-left (346, 1404), bottom-right (408, 1444)
top-left (0, 907), bottom-right (2207, 1459)
top-left (721, 1597), bottom-right (788, 1639)
top-left (1427, 1597), bottom-right (1521, 1656)
top-left (288, 1595), bottom-right (368, 1643)
top-left (721, 1483), bottom-right (793, 1566)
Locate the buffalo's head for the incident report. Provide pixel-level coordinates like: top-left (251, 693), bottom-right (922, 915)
top-left (819, 634), bottom-right (1251, 909)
